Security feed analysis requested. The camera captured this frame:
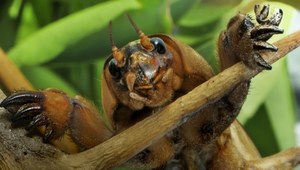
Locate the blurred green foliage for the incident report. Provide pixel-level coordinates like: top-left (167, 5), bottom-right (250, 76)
top-left (0, 0), bottom-right (299, 160)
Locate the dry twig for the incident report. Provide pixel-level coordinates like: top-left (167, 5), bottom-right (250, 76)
top-left (0, 49), bottom-right (33, 93)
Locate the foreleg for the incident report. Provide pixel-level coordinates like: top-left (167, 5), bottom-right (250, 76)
top-left (0, 88), bottom-right (113, 153)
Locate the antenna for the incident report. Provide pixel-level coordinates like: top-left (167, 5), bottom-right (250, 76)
top-left (127, 14), bottom-right (154, 51)
top-left (109, 21), bottom-right (125, 67)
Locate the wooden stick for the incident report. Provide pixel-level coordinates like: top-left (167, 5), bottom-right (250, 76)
top-left (0, 49), bottom-right (33, 93)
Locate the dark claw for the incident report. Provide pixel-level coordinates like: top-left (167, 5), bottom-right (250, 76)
top-left (12, 104), bottom-right (43, 122)
top-left (269, 9), bottom-right (283, 26)
top-left (255, 4), bottom-right (269, 24)
top-left (0, 91), bottom-right (44, 108)
top-left (254, 53), bottom-right (272, 70)
top-left (43, 127), bottom-right (54, 143)
top-left (26, 114), bottom-right (48, 130)
top-left (253, 41), bottom-right (278, 52)
top-left (251, 25), bottom-right (284, 40)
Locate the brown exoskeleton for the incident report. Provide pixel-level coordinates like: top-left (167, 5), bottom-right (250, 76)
top-left (1, 4), bottom-right (299, 169)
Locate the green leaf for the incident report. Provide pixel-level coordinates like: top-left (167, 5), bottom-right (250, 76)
top-left (22, 66), bottom-right (78, 97)
top-left (49, 0), bottom-right (172, 64)
top-left (15, 2), bottom-right (40, 43)
top-left (0, 0), bottom-right (18, 51)
top-left (265, 61), bottom-right (296, 150)
top-left (169, 0), bottom-right (198, 22)
top-left (8, 0), bottom-right (141, 67)
top-left (243, 61), bottom-right (297, 155)
top-left (243, 105), bottom-right (280, 156)
top-left (195, 39), bottom-right (219, 73)
top-left (238, 61), bottom-right (282, 123)
top-left (178, 2), bottom-right (240, 27)
top-left (28, 0), bottom-right (52, 26)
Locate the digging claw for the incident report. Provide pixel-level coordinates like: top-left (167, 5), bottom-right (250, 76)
top-left (253, 41), bottom-right (278, 52)
top-left (1, 89), bottom-right (75, 144)
top-left (0, 91), bottom-right (50, 133)
top-left (251, 25), bottom-right (284, 41)
top-left (269, 9), bottom-right (283, 26)
top-left (254, 53), bottom-right (272, 70)
top-left (44, 127), bottom-right (54, 143)
top-left (12, 103), bottom-right (42, 122)
top-left (25, 113), bottom-right (48, 130)
top-left (249, 4), bottom-right (283, 70)
top-left (255, 4), bottom-right (269, 24)
top-left (0, 91), bottom-right (44, 108)
top-left (255, 4), bottom-right (283, 26)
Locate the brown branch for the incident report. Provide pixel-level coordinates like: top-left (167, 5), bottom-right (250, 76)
top-left (0, 30), bottom-right (300, 169)
top-left (0, 49), bottom-right (34, 93)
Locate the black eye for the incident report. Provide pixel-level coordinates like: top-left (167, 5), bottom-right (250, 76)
top-left (108, 59), bottom-right (121, 79)
top-left (151, 38), bottom-right (166, 54)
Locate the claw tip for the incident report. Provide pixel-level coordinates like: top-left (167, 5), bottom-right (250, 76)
top-left (257, 62), bottom-right (272, 70)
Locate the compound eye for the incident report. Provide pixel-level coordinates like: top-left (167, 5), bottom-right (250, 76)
top-left (108, 59), bottom-right (121, 79)
top-left (151, 38), bottom-right (166, 54)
